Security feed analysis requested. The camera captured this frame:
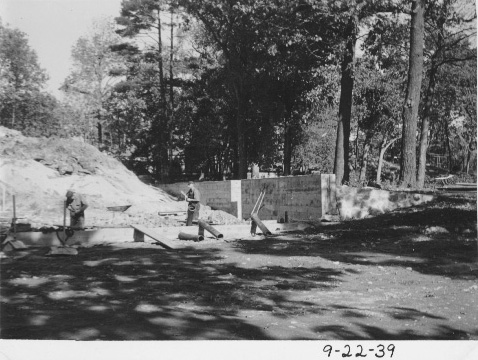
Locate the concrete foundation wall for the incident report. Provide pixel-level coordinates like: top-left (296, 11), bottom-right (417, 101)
top-left (159, 177), bottom-right (434, 222)
top-left (196, 180), bottom-right (241, 217)
top-left (160, 181), bottom-right (240, 217)
top-left (160, 175), bottom-right (335, 221)
top-left (241, 175), bottom-right (327, 221)
top-left (12, 184), bottom-right (437, 248)
top-left (337, 186), bottom-right (434, 219)
top-left (10, 221), bottom-right (309, 248)
top-left (13, 228), bottom-right (135, 247)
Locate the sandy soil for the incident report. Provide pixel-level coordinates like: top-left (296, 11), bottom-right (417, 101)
top-left (1, 193), bottom-right (476, 340)
top-left (0, 126), bottom-right (241, 228)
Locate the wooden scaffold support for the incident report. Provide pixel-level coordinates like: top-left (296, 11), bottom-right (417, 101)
top-left (250, 189), bottom-right (272, 236)
top-left (1, 195), bottom-right (27, 251)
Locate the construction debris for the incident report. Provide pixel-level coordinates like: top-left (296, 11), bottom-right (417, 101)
top-left (198, 220), bottom-right (223, 239)
top-left (250, 213), bottom-right (272, 236)
top-left (178, 232), bottom-right (204, 242)
top-left (2, 237), bottom-right (27, 251)
top-left (46, 246), bottom-right (78, 256)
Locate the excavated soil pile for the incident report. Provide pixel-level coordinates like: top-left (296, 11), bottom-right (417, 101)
top-left (0, 127), bottom-right (237, 228)
top-left (199, 204), bottom-right (244, 225)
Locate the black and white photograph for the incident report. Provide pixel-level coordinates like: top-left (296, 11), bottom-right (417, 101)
top-left (0, 0), bottom-right (477, 358)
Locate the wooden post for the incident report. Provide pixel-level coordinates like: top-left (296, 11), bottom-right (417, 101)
top-left (133, 228), bottom-right (145, 242)
top-left (12, 195), bottom-right (16, 240)
top-left (1, 184), bottom-right (5, 211)
top-left (63, 200), bottom-right (66, 227)
top-left (63, 200), bottom-right (67, 245)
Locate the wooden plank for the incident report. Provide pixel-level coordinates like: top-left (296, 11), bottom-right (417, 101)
top-left (455, 183), bottom-right (477, 187)
top-left (158, 211), bottom-right (187, 216)
top-left (435, 175), bottom-right (454, 180)
top-left (437, 186), bottom-right (477, 191)
top-left (107, 205), bottom-right (131, 212)
top-left (130, 225), bottom-right (175, 250)
top-left (46, 247), bottom-right (78, 256)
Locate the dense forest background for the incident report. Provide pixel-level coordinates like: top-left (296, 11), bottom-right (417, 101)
top-left (1, 0), bottom-right (476, 187)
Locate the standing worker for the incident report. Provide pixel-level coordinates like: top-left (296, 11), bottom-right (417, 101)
top-left (65, 190), bottom-right (89, 228)
top-left (184, 181), bottom-right (201, 226)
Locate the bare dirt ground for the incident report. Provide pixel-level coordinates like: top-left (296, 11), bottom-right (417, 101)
top-left (1, 192), bottom-right (477, 340)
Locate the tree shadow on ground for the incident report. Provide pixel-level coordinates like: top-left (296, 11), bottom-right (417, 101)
top-left (331, 304), bottom-right (446, 321)
top-left (1, 195), bottom-right (475, 340)
top-left (313, 305), bottom-right (476, 340)
top-left (239, 195), bottom-right (477, 279)
top-left (0, 244), bottom-right (342, 340)
top-left (314, 323), bottom-right (477, 340)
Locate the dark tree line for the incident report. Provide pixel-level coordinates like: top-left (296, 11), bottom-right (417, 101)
top-left (1, 0), bottom-right (476, 187)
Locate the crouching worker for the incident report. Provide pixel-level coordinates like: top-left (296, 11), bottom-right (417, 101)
top-left (185, 181), bottom-right (201, 226)
top-left (66, 190), bottom-right (89, 228)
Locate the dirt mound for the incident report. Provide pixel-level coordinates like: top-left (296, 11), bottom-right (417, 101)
top-left (0, 127), bottom-right (185, 227)
top-left (199, 204), bottom-right (244, 225)
top-left (0, 127), bottom-right (115, 175)
top-left (0, 127), bottom-right (241, 228)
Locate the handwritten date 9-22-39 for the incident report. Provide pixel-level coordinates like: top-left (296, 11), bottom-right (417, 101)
top-left (323, 344), bottom-right (395, 358)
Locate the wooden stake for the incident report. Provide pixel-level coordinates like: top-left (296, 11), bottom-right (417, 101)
top-left (62, 200), bottom-right (67, 246)
top-left (12, 195), bottom-right (16, 240)
top-left (1, 184), bottom-right (5, 211)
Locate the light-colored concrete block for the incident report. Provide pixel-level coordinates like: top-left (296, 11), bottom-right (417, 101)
top-left (337, 186), bottom-right (434, 219)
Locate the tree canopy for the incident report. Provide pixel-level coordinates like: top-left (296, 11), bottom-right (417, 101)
top-left (1, 0), bottom-right (476, 185)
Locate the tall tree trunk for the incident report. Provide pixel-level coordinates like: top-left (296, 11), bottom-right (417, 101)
top-left (11, 106), bottom-right (15, 128)
top-left (417, 6), bottom-right (446, 187)
top-left (417, 65), bottom-right (437, 188)
top-left (97, 122), bottom-right (102, 144)
top-left (354, 124), bottom-right (360, 170)
top-left (465, 139), bottom-right (474, 173)
top-left (400, 0), bottom-right (425, 187)
top-left (443, 118), bottom-right (453, 172)
top-left (233, 79), bottom-right (247, 179)
top-left (157, 9), bottom-right (169, 182)
top-left (467, 143), bottom-right (476, 174)
top-left (169, 8), bottom-right (174, 161)
top-left (283, 123), bottom-right (292, 176)
top-left (376, 137), bottom-right (399, 184)
top-left (334, 15), bottom-right (357, 185)
top-left (359, 141), bottom-right (370, 184)
top-left (283, 101), bottom-right (294, 176)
